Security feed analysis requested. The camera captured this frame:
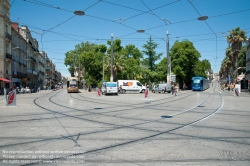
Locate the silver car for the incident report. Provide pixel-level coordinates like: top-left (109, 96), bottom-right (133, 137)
top-left (152, 83), bottom-right (171, 93)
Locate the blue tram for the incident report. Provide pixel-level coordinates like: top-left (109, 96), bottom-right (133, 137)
top-left (191, 76), bottom-right (210, 91)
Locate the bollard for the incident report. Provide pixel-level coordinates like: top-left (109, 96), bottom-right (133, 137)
top-left (96, 88), bottom-right (101, 97)
top-left (6, 89), bottom-right (17, 106)
top-left (145, 88), bottom-right (150, 99)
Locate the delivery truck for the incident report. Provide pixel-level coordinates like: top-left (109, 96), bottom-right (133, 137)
top-left (117, 80), bottom-right (146, 93)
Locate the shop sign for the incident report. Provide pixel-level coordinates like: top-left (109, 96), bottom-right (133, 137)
top-left (27, 70), bottom-right (32, 74)
top-left (13, 61), bottom-right (17, 77)
top-left (22, 78), bottom-right (28, 82)
top-left (33, 71), bottom-right (37, 75)
top-left (12, 78), bottom-right (21, 82)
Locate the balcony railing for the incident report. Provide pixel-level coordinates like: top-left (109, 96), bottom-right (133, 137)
top-left (5, 32), bottom-right (12, 41)
top-left (5, 53), bottom-right (12, 60)
top-left (45, 67), bottom-right (50, 70)
top-left (40, 70), bottom-right (45, 75)
top-left (46, 57), bottom-right (50, 61)
top-left (30, 57), bottom-right (36, 63)
top-left (39, 60), bottom-right (45, 66)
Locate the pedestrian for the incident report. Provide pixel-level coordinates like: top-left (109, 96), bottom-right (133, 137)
top-left (248, 82), bottom-right (250, 93)
top-left (171, 83), bottom-right (174, 95)
top-left (228, 83), bottom-right (231, 92)
top-left (175, 84), bottom-right (179, 96)
top-left (120, 85), bottom-right (123, 94)
top-left (183, 83), bottom-right (187, 90)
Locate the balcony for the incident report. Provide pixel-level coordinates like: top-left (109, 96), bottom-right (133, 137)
top-left (45, 67), bottom-right (50, 70)
top-left (5, 53), bottom-right (12, 60)
top-left (46, 57), bottom-right (50, 62)
top-left (30, 57), bottom-right (36, 63)
top-left (39, 60), bottom-right (45, 66)
top-left (5, 32), bottom-right (12, 41)
top-left (40, 70), bottom-right (45, 75)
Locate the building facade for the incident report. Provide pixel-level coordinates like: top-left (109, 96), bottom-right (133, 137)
top-left (0, 0), bottom-right (61, 91)
top-left (0, 0), bottom-right (11, 89)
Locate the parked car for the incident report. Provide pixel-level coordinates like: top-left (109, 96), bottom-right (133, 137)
top-left (152, 83), bottom-right (171, 93)
top-left (101, 82), bottom-right (118, 95)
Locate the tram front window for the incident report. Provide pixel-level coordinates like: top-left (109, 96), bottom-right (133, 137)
top-left (70, 84), bottom-right (77, 87)
top-left (193, 79), bottom-right (201, 86)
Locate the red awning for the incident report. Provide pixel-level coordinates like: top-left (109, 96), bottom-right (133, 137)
top-left (0, 78), bottom-right (12, 83)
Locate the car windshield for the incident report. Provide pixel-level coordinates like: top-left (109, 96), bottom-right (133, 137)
top-left (70, 84), bottom-right (77, 87)
top-left (107, 82), bottom-right (117, 87)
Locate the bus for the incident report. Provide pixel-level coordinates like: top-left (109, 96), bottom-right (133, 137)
top-left (67, 77), bottom-right (79, 93)
top-left (192, 76), bottom-right (210, 91)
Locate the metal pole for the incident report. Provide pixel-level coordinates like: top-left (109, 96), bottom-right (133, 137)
top-left (236, 53), bottom-right (238, 83)
top-left (103, 55), bottom-right (104, 81)
top-left (79, 61), bottom-right (80, 88)
top-left (110, 33), bottom-right (114, 82)
top-left (166, 30), bottom-right (170, 83)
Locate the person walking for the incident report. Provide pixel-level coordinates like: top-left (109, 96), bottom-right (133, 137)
top-left (175, 84), bottom-right (179, 96)
top-left (171, 83), bottom-right (174, 95)
top-left (228, 83), bottom-right (231, 92)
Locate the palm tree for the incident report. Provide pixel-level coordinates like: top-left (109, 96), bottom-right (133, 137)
top-left (104, 52), bottom-right (126, 82)
top-left (226, 27), bottom-right (247, 82)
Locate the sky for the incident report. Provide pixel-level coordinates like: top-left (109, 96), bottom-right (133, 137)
top-left (10, 0), bottom-right (250, 78)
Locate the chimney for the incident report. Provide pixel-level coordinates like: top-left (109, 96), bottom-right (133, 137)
top-left (11, 22), bottom-right (19, 31)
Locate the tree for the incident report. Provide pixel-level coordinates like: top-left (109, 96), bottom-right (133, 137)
top-left (170, 40), bottom-right (201, 85)
top-left (154, 57), bottom-right (167, 82)
top-left (105, 39), bottom-right (126, 82)
top-left (226, 27), bottom-right (247, 82)
top-left (193, 59), bottom-right (211, 78)
top-left (142, 36), bottom-right (162, 72)
top-left (121, 44), bottom-right (143, 80)
top-left (238, 45), bottom-right (246, 75)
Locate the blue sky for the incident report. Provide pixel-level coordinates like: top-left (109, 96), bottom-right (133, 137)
top-left (10, 0), bottom-right (250, 77)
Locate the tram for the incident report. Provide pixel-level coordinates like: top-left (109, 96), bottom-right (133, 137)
top-left (67, 77), bottom-right (79, 93)
top-left (191, 76), bottom-right (210, 91)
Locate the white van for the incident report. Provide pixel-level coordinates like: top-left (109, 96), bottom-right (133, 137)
top-left (117, 80), bottom-right (146, 93)
top-left (152, 83), bottom-right (171, 93)
top-left (101, 82), bottom-right (118, 95)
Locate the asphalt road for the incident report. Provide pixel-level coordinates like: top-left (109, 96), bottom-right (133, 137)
top-left (0, 82), bottom-right (249, 166)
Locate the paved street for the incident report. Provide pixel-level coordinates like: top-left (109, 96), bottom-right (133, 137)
top-left (0, 83), bottom-right (250, 166)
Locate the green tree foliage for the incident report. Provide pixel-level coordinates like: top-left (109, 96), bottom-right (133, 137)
top-left (193, 59), bottom-right (211, 78)
top-left (142, 36), bottom-right (162, 71)
top-left (121, 44), bottom-right (143, 80)
top-left (170, 40), bottom-right (201, 83)
top-left (238, 45), bottom-right (246, 74)
top-left (155, 57), bottom-right (167, 82)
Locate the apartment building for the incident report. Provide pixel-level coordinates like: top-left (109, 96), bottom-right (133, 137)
top-left (0, 0), bottom-right (61, 90)
top-left (0, 0), bottom-right (11, 89)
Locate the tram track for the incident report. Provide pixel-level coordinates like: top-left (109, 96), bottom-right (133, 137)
top-left (1, 83), bottom-right (231, 165)
top-left (20, 83), bottom-right (226, 165)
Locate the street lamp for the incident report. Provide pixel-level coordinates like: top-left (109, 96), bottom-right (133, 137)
top-left (110, 33), bottom-right (114, 82)
top-left (74, 10), bottom-right (85, 16)
top-left (198, 16), bottom-right (208, 21)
